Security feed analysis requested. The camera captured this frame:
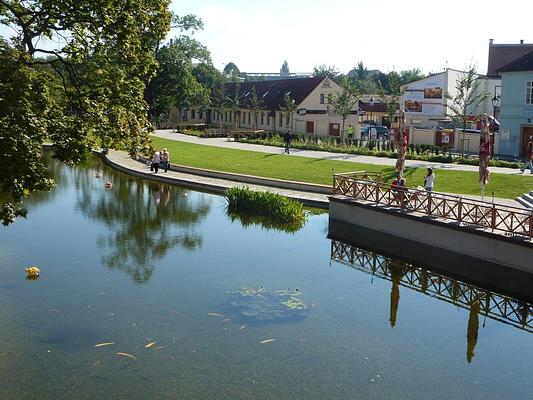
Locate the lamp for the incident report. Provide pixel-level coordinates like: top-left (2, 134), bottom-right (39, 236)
top-left (491, 95), bottom-right (500, 118)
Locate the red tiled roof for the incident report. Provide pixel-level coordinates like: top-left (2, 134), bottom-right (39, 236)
top-left (498, 49), bottom-right (533, 73)
top-left (222, 77), bottom-right (325, 110)
top-left (487, 43), bottom-right (533, 76)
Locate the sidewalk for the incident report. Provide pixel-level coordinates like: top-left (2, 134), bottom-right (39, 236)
top-left (154, 129), bottom-right (531, 176)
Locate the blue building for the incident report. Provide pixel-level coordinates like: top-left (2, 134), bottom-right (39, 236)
top-left (498, 50), bottom-right (533, 158)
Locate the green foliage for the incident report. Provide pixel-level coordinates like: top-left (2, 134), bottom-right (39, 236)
top-left (312, 64), bottom-right (340, 79)
top-left (145, 30), bottom-right (211, 120)
top-left (1, 1), bottom-right (172, 224)
top-left (329, 78), bottom-right (358, 144)
top-left (445, 66), bottom-right (489, 125)
top-left (280, 60), bottom-right (290, 75)
top-left (249, 86), bottom-right (264, 130)
top-left (223, 62), bottom-right (240, 76)
top-left (225, 187), bottom-right (306, 228)
top-left (280, 92), bottom-right (297, 130)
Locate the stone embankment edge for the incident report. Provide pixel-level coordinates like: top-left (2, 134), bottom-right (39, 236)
top-left (97, 151), bottom-right (330, 209)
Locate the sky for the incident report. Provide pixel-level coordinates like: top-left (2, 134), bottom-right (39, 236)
top-left (1, 0), bottom-right (531, 76)
top-left (169, 0), bottom-right (533, 75)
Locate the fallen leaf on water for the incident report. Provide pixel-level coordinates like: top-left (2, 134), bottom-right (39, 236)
top-left (116, 352), bottom-right (136, 359)
top-left (93, 361), bottom-right (101, 368)
top-left (222, 318), bottom-right (230, 322)
top-left (259, 339), bottom-right (276, 344)
top-left (144, 342), bottom-right (156, 349)
top-left (161, 355), bottom-right (176, 361)
top-left (94, 342), bottom-right (115, 348)
top-left (98, 291), bottom-right (107, 295)
top-left (154, 346), bottom-right (165, 350)
top-left (239, 325), bottom-right (246, 330)
top-left (208, 312), bottom-right (224, 317)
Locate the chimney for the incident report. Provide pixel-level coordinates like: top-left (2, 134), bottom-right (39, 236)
top-left (520, 39), bottom-right (524, 44)
top-left (489, 38), bottom-right (494, 45)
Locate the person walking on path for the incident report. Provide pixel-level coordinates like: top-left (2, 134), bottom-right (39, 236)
top-left (161, 148), bottom-right (170, 172)
top-left (424, 168), bottom-right (435, 192)
top-left (151, 150), bottom-right (161, 173)
top-left (521, 142), bottom-right (533, 174)
top-left (283, 129), bottom-right (292, 154)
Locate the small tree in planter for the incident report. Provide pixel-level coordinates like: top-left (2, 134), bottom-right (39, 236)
top-left (329, 77), bottom-right (359, 145)
top-left (280, 92), bottom-right (297, 133)
top-left (445, 66), bottom-right (489, 157)
top-left (249, 86), bottom-right (264, 131)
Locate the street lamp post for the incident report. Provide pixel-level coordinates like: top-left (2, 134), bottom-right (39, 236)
top-left (369, 97), bottom-right (374, 140)
top-left (491, 95), bottom-right (500, 119)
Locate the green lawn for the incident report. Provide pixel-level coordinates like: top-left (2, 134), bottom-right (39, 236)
top-left (151, 136), bottom-right (532, 199)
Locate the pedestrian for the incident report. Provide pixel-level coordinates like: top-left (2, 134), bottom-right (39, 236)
top-left (521, 142), bottom-right (533, 174)
top-left (391, 173), bottom-right (406, 206)
top-left (283, 129), bottom-right (292, 154)
top-left (151, 150), bottom-right (161, 173)
top-left (161, 148), bottom-right (170, 172)
top-left (424, 168), bottom-right (435, 192)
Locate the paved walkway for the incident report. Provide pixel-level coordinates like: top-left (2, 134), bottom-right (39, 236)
top-left (104, 150), bottom-right (329, 208)
top-left (154, 129), bottom-right (533, 176)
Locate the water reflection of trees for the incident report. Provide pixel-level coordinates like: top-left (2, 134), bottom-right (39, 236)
top-left (226, 210), bottom-right (305, 234)
top-left (74, 157), bottom-right (211, 283)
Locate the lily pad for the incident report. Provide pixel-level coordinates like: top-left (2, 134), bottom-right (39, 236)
top-left (225, 287), bottom-right (309, 324)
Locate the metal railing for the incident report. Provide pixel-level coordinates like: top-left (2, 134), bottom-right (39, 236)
top-left (332, 173), bottom-right (533, 238)
top-left (330, 240), bottom-right (533, 333)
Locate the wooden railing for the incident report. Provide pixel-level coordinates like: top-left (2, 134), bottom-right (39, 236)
top-left (331, 240), bottom-right (533, 333)
top-left (332, 173), bottom-right (533, 238)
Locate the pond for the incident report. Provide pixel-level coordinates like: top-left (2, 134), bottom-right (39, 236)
top-left (0, 155), bottom-right (532, 400)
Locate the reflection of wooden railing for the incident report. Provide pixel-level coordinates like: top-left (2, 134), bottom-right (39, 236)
top-left (332, 174), bottom-right (533, 238)
top-left (330, 240), bottom-right (533, 333)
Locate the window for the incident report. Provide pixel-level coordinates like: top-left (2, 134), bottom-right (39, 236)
top-left (261, 113), bottom-right (264, 125)
top-left (191, 109), bottom-right (195, 119)
top-left (320, 93), bottom-right (325, 104)
top-left (527, 81), bottom-right (533, 104)
top-left (248, 112), bottom-right (251, 125)
top-left (279, 113), bottom-right (283, 127)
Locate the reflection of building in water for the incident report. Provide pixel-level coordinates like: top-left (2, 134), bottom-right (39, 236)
top-left (330, 240), bottom-right (533, 334)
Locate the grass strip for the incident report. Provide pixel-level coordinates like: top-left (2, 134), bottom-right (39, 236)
top-left (151, 136), bottom-right (532, 200)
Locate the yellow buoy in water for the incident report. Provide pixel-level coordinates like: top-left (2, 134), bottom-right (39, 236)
top-left (25, 266), bottom-right (40, 279)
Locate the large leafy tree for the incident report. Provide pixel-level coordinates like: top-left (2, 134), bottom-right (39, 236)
top-left (0, 0), bottom-right (173, 225)
top-left (144, 25), bottom-right (212, 123)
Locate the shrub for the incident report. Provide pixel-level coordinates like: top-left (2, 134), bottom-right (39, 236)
top-left (225, 187), bottom-right (306, 228)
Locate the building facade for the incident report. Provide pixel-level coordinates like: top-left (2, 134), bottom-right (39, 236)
top-left (182, 77), bottom-right (363, 138)
top-left (497, 50), bottom-right (533, 158)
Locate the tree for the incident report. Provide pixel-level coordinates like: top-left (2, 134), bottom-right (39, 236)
top-left (399, 68), bottom-right (424, 85)
top-left (227, 81), bottom-right (243, 133)
top-left (312, 64), bottom-right (340, 79)
top-left (329, 77), bottom-right (358, 144)
top-left (0, 0), bottom-right (172, 225)
top-left (223, 62), bottom-right (240, 76)
top-left (249, 86), bottom-right (264, 131)
top-left (144, 25), bottom-right (211, 123)
top-left (280, 92), bottom-right (297, 133)
top-left (445, 66), bottom-right (489, 156)
top-left (378, 71), bottom-right (406, 174)
top-left (211, 80), bottom-right (229, 132)
top-left (280, 60), bottom-right (290, 75)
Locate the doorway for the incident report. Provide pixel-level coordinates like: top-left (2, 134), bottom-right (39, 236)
top-left (521, 126), bottom-right (533, 157)
top-left (306, 121), bottom-right (314, 134)
top-left (328, 123), bottom-right (340, 136)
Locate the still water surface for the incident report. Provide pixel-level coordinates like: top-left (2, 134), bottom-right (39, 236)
top-left (0, 156), bottom-right (532, 399)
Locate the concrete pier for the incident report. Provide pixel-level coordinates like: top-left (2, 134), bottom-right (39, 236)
top-left (329, 196), bottom-right (533, 274)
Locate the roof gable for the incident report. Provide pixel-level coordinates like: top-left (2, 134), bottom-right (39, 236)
top-left (222, 77), bottom-right (324, 110)
top-left (487, 44), bottom-right (533, 76)
top-left (497, 49), bottom-right (533, 73)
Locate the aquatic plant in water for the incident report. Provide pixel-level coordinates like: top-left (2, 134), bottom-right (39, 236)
top-left (226, 287), bottom-right (309, 323)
